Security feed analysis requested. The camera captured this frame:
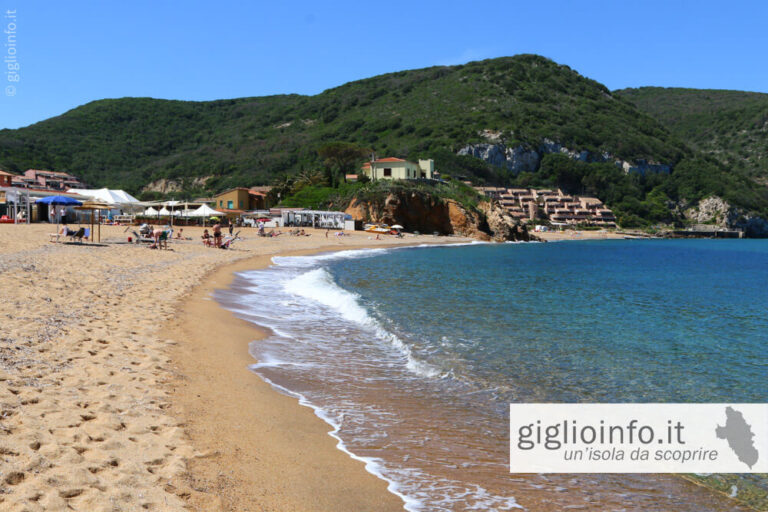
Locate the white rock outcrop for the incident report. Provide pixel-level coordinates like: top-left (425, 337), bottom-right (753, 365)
top-left (458, 139), bottom-right (671, 176)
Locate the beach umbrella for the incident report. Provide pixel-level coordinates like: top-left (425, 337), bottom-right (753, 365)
top-left (74, 201), bottom-right (110, 243)
top-left (391, 224), bottom-right (404, 230)
top-left (35, 195), bottom-right (82, 207)
top-left (35, 195), bottom-right (83, 231)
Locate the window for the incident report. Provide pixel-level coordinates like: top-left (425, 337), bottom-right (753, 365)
top-left (384, 168), bottom-right (392, 177)
top-left (227, 200), bottom-right (233, 209)
top-left (219, 200), bottom-right (223, 207)
top-left (239, 200), bottom-right (243, 208)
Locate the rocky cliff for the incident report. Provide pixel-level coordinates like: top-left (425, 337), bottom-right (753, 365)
top-left (143, 176), bottom-right (212, 194)
top-left (344, 191), bottom-right (533, 242)
top-left (457, 138), bottom-right (671, 175)
top-left (683, 196), bottom-right (768, 237)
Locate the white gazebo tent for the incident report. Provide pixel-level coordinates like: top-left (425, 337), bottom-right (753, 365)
top-left (188, 204), bottom-right (224, 217)
top-left (185, 204), bottom-right (224, 225)
top-left (68, 188), bottom-right (140, 204)
top-left (68, 188), bottom-right (142, 221)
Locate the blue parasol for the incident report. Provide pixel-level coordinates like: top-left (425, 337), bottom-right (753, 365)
top-left (35, 196), bottom-right (83, 205)
top-left (36, 196), bottom-right (83, 230)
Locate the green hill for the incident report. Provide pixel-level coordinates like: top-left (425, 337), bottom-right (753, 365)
top-left (0, 55), bottom-right (685, 192)
top-left (0, 55), bottom-right (766, 231)
top-left (616, 87), bottom-right (768, 182)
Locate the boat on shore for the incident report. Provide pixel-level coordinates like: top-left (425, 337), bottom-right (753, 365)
top-left (364, 223), bottom-right (392, 234)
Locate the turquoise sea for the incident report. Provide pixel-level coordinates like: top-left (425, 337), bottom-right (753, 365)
top-left (218, 239), bottom-right (768, 511)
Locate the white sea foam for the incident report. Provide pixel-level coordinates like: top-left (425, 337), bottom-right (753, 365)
top-left (282, 267), bottom-right (441, 379)
top-left (256, 369), bottom-right (520, 512)
top-left (217, 244), bottom-right (521, 511)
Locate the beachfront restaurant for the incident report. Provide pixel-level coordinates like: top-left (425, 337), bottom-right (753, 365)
top-left (281, 210), bottom-right (348, 229)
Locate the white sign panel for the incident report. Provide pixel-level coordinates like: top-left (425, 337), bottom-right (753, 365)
top-left (510, 404), bottom-right (768, 473)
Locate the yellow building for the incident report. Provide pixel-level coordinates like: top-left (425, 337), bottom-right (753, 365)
top-left (213, 188), bottom-right (266, 212)
top-left (361, 158), bottom-right (435, 181)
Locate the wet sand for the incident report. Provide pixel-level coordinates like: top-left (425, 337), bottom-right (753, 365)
top-left (165, 248), bottom-right (408, 511)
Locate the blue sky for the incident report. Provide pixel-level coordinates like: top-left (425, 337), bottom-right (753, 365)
top-left (1, 0), bottom-right (766, 129)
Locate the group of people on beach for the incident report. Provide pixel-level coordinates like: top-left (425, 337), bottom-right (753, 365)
top-left (201, 223), bottom-right (236, 248)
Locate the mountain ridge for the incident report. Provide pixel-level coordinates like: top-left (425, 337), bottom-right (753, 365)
top-left (0, 55), bottom-right (766, 232)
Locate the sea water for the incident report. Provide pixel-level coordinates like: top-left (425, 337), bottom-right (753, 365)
top-left (216, 239), bottom-right (768, 511)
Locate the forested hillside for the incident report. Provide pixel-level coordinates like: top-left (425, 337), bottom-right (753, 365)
top-left (0, 56), bottom-right (766, 230)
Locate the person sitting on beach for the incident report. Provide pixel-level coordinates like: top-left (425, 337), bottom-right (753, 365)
top-left (176, 228), bottom-right (184, 239)
top-left (201, 229), bottom-right (212, 247)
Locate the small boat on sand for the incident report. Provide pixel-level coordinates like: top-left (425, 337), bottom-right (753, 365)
top-left (364, 223), bottom-right (392, 234)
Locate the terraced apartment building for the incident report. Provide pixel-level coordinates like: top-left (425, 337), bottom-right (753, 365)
top-left (476, 186), bottom-right (617, 227)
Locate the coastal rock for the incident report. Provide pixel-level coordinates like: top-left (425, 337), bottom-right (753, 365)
top-left (684, 196), bottom-right (731, 226)
top-left (741, 216), bottom-right (768, 238)
top-left (344, 193), bottom-right (532, 241)
top-left (681, 195), bottom-right (768, 237)
top-left (727, 212), bottom-right (768, 238)
top-left (345, 193), bottom-right (452, 235)
top-left (446, 200), bottom-right (489, 240)
top-left (478, 200), bottom-right (534, 242)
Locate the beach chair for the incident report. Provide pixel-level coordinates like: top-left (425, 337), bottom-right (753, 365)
top-left (69, 227), bottom-right (85, 243)
top-left (50, 226), bottom-right (72, 242)
top-left (131, 230), bottom-right (154, 244)
top-left (220, 233), bottom-right (240, 249)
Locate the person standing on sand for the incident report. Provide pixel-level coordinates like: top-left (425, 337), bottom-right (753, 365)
top-left (229, 223), bottom-right (234, 236)
top-left (213, 223), bottom-right (222, 247)
top-left (151, 228), bottom-right (168, 249)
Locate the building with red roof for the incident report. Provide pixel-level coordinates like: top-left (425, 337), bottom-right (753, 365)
top-left (361, 158), bottom-right (435, 181)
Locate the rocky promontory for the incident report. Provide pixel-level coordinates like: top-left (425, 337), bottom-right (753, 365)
top-left (344, 190), bottom-right (533, 242)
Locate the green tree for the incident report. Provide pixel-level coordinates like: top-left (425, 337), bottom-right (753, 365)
top-left (317, 142), bottom-right (370, 186)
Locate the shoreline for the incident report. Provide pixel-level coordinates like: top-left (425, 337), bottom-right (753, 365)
top-left (165, 241), bottom-right (459, 511)
top-left (0, 223), bottom-right (473, 510)
top-left (2, 225), bottom-right (755, 510)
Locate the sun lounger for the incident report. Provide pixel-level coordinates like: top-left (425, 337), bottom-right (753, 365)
top-left (50, 227), bottom-right (78, 243)
top-left (131, 230), bottom-right (154, 244)
top-left (69, 227), bottom-right (86, 243)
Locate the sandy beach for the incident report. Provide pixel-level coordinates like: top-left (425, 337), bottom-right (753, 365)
top-left (0, 223), bottom-right (470, 511)
top-left (534, 229), bottom-right (635, 241)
